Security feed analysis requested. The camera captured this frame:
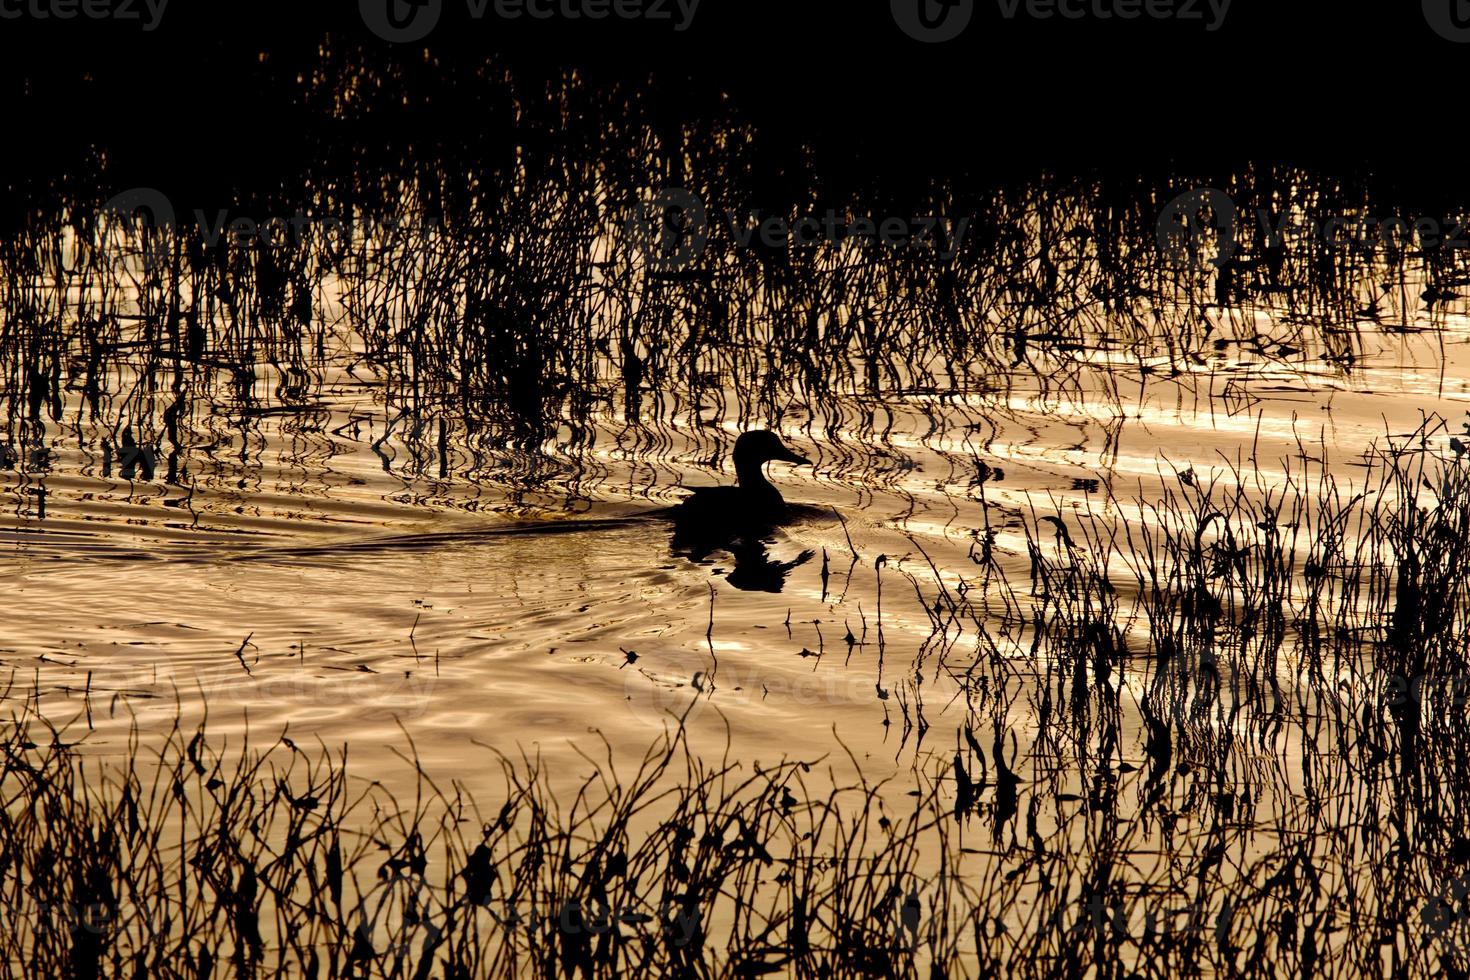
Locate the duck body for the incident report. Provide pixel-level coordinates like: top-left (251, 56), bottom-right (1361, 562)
top-left (674, 483), bottom-right (787, 528)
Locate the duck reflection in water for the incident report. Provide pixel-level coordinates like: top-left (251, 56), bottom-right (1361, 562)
top-left (669, 430), bottom-right (816, 593)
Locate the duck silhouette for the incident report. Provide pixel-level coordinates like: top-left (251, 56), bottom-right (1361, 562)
top-left (666, 430), bottom-right (816, 591)
top-left (671, 430), bottom-right (811, 530)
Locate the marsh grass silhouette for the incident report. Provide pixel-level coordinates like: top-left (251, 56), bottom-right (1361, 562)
top-left (5, 52), bottom-right (1467, 510)
top-left (8, 421), bottom-right (1470, 976)
top-left (0, 699), bottom-right (967, 979)
top-left (9, 48), bottom-right (1470, 980)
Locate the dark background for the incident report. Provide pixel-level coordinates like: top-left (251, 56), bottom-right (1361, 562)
top-left (2, 0), bottom-right (1464, 203)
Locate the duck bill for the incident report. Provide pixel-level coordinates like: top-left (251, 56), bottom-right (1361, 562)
top-left (775, 448), bottom-right (811, 466)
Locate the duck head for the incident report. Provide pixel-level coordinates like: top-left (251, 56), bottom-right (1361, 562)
top-left (732, 430), bottom-right (810, 508)
top-left (733, 430), bottom-right (810, 481)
